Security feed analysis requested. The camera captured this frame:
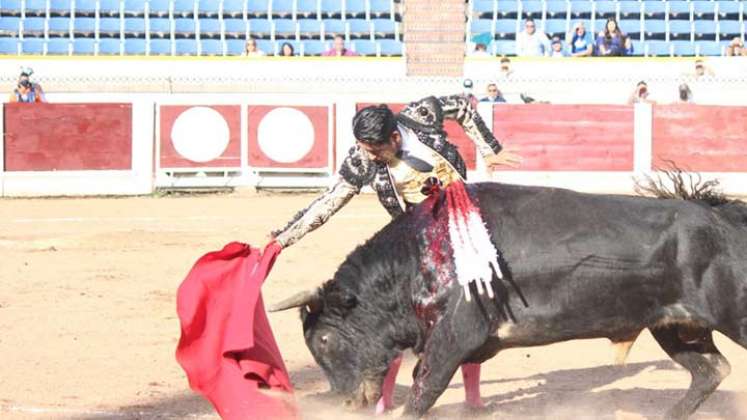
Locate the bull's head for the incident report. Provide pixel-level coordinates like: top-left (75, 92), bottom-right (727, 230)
top-left (270, 285), bottom-right (398, 409)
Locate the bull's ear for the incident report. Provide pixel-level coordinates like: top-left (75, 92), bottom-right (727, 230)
top-left (268, 288), bottom-right (323, 313)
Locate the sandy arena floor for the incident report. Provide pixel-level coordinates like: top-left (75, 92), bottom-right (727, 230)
top-left (1, 190), bottom-right (746, 420)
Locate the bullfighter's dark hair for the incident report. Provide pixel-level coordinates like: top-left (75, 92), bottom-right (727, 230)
top-left (352, 105), bottom-right (396, 145)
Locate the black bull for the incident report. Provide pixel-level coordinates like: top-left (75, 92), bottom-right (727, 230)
top-left (271, 182), bottom-right (747, 419)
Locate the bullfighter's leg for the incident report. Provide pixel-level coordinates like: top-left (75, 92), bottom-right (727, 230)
top-left (375, 354), bottom-right (402, 414)
top-left (650, 325), bottom-right (731, 420)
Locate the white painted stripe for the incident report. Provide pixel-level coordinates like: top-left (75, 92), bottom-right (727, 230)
top-left (4, 213), bottom-right (383, 224)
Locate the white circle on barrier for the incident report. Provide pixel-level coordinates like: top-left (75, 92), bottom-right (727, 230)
top-left (171, 107), bottom-right (230, 163)
top-left (257, 107), bottom-right (315, 163)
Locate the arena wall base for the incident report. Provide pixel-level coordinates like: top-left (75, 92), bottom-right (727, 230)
top-left (1, 171), bottom-right (152, 197)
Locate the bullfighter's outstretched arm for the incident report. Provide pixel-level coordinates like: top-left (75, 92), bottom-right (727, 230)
top-left (438, 94), bottom-right (503, 158)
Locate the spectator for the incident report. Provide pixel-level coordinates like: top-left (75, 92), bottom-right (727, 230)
top-left (278, 42), bottom-right (295, 57)
top-left (480, 83), bottom-right (507, 103)
top-left (568, 21), bottom-right (594, 57)
top-left (498, 56), bottom-right (514, 79)
top-left (516, 18), bottom-right (550, 57)
top-left (322, 35), bottom-right (358, 56)
top-left (9, 67), bottom-right (45, 103)
top-left (627, 81), bottom-right (656, 105)
top-left (462, 78), bottom-right (474, 97)
top-left (242, 38), bottom-right (266, 57)
top-left (596, 18), bottom-right (633, 56)
top-left (677, 83), bottom-right (693, 104)
top-left (693, 59), bottom-right (715, 79)
top-left (470, 43), bottom-right (491, 57)
top-left (725, 37), bottom-right (745, 56)
top-left (550, 37), bottom-right (568, 58)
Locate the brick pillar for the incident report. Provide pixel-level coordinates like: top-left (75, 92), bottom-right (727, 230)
top-left (403, 0), bottom-right (466, 77)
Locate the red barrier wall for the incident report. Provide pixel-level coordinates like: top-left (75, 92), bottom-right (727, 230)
top-left (492, 104), bottom-right (635, 171)
top-left (356, 103), bottom-right (478, 170)
top-left (652, 105), bottom-right (747, 172)
top-left (4, 103), bottom-right (132, 171)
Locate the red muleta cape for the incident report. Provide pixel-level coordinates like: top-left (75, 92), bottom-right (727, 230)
top-left (176, 241), bottom-right (298, 420)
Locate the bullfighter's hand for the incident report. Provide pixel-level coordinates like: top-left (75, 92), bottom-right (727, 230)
top-left (485, 148), bottom-right (522, 170)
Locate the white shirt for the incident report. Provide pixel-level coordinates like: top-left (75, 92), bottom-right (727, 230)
top-left (516, 30), bottom-right (551, 57)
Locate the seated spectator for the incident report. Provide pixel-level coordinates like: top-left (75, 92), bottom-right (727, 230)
top-left (9, 67), bottom-right (46, 103)
top-left (470, 43), bottom-right (491, 57)
top-left (693, 59), bottom-right (715, 79)
top-left (278, 42), bottom-right (295, 57)
top-left (480, 83), bottom-right (507, 103)
top-left (322, 35), bottom-right (358, 56)
top-left (242, 38), bottom-right (266, 57)
top-left (568, 21), bottom-right (593, 57)
top-left (516, 18), bottom-right (550, 57)
top-left (677, 83), bottom-right (693, 104)
top-left (725, 37), bottom-right (745, 56)
top-left (596, 18), bottom-right (633, 56)
top-left (550, 37), bottom-right (568, 58)
top-left (627, 81), bottom-right (656, 105)
top-left (498, 56), bottom-right (514, 79)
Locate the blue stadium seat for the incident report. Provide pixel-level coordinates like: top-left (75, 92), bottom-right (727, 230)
top-left (223, 18), bottom-right (247, 38)
top-left (668, 1), bottom-right (691, 21)
top-left (546, 1), bottom-right (567, 19)
top-left (47, 17), bottom-right (71, 37)
top-left (173, 0), bottom-right (196, 18)
top-left (372, 18), bottom-right (396, 39)
top-left (24, 0), bottom-right (48, 17)
top-left (200, 38), bottom-right (223, 55)
top-left (99, 0), bottom-right (122, 18)
top-left (472, 0), bottom-right (495, 20)
top-left (257, 39), bottom-right (274, 54)
top-left (149, 0), bottom-right (171, 18)
top-left (273, 19), bottom-right (297, 40)
top-left (568, 1), bottom-right (592, 20)
top-left (199, 18), bottom-right (221, 39)
top-left (123, 0), bottom-right (146, 17)
top-left (298, 19), bottom-right (322, 39)
top-left (198, 0), bottom-right (220, 18)
top-left (671, 41), bottom-right (695, 57)
top-left (697, 41), bottom-right (722, 56)
top-left (149, 18), bottom-right (171, 38)
top-left (629, 40), bottom-right (643, 56)
top-left (174, 18), bottom-right (197, 38)
top-left (98, 39), bottom-right (122, 55)
top-left (692, 1), bottom-right (716, 20)
top-left (618, 1), bottom-right (641, 20)
top-left (271, 0), bottom-right (294, 19)
top-left (717, 1), bottom-right (741, 21)
top-left (247, 0), bottom-right (270, 18)
top-left (149, 38), bottom-right (172, 55)
top-left (645, 40), bottom-right (670, 56)
top-left (643, 1), bottom-right (666, 20)
top-left (175, 38), bottom-right (198, 55)
top-left (718, 20), bottom-right (743, 41)
top-left (296, 0), bottom-right (318, 19)
top-left (378, 39), bottom-right (402, 56)
top-left (496, 0), bottom-right (519, 19)
top-left (593, 0), bottom-right (616, 20)
top-left (302, 39), bottom-right (327, 55)
top-left (49, 0), bottom-right (72, 17)
top-left (643, 19), bottom-right (667, 41)
top-left (494, 18), bottom-right (517, 40)
top-left (543, 19), bottom-right (567, 38)
top-left (248, 18), bottom-right (273, 39)
top-left (0, 37), bottom-right (19, 54)
top-left (222, 0), bottom-right (245, 19)
top-left (668, 20), bottom-right (692, 41)
top-left (124, 38), bottom-right (146, 54)
top-left (718, 39), bottom-right (733, 55)
top-left (72, 37), bottom-right (95, 54)
top-left (353, 39), bottom-right (376, 56)
top-left (694, 20), bottom-right (717, 41)
top-left (619, 19), bottom-right (642, 41)
top-left (321, 0), bottom-right (343, 19)
top-left (345, 0), bottom-right (367, 19)
top-left (22, 17), bottom-right (46, 38)
top-left (0, 0), bottom-right (22, 17)
top-left (21, 38), bottom-right (45, 54)
top-left (98, 17), bottom-right (122, 38)
top-left (369, 0), bottom-right (392, 19)
top-left (470, 19), bottom-right (493, 38)
top-left (46, 38), bottom-right (70, 54)
top-left (225, 38), bottom-right (245, 55)
top-left (124, 18), bottom-right (145, 38)
top-left (348, 18), bottom-right (371, 40)
top-left (494, 39), bottom-right (516, 56)
top-left (521, 0), bottom-right (544, 19)
top-left (0, 17), bottom-right (20, 36)
top-left (72, 17), bottom-right (96, 37)
top-left (322, 19), bottom-right (345, 38)
top-left (74, 0), bottom-right (96, 17)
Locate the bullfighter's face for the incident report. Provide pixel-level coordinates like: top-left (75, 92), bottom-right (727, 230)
top-left (357, 130), bottom-right (402, 165)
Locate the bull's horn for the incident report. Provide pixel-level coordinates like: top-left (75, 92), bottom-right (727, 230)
top-left (268, 289), bottom-right (322, 313)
